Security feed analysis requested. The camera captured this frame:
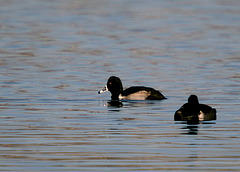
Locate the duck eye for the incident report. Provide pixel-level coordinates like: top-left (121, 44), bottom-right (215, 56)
top-left (109, 82), bottom-right (112, 85)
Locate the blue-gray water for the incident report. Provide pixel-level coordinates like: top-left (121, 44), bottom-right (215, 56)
top-left (0, 0), bottom-right (239, 171)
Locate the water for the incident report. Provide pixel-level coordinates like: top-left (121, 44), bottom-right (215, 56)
top-left (0, 0), bottom-right (239, 171)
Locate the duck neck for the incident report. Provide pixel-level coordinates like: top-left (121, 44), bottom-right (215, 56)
top-left (111, 94), bottom-right (120, 100)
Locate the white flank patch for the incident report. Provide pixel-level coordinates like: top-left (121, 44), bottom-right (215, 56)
top-left (120, 91), bottom-right (150, 100)
top-left (118, 95), bottom-right (124, 100)
top-left (198, 111), bottom-right (204, 121)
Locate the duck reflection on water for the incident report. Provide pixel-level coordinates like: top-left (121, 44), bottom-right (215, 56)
top-left (103, 100), bottom-right (159, 108)
top-left (107, 100), bottom-right (123, 107)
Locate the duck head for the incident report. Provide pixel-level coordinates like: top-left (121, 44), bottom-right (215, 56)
top-left (98, 76), bottom-right (123, 100)
top-left (188, 95), bottom-right (199, 104)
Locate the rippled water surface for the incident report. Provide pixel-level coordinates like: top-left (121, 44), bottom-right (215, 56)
top-left (0, 0), bottom-right (240, 171)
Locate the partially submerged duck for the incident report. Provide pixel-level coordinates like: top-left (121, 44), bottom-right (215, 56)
top-left (98, 76), bottom-right (166, 100)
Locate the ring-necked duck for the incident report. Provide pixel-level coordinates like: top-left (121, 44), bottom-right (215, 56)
top-left (174, 95), bottom-right (217, 121)
top-left (98, 76), bottom-right (166, 100)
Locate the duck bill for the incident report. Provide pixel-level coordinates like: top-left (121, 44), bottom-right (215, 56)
top-left (98, 85), bottom-right (108, 94)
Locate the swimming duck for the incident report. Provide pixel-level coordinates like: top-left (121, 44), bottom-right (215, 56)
top-left (98, 76), bottom-right (166, 100)
top-left (174, 95), bottom-right (217, 121)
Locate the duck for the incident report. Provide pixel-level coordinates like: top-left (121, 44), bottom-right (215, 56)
top-left (174, 95), bottom-right (217, 121)
top-left (98, 76), bottom-right (166, 100)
